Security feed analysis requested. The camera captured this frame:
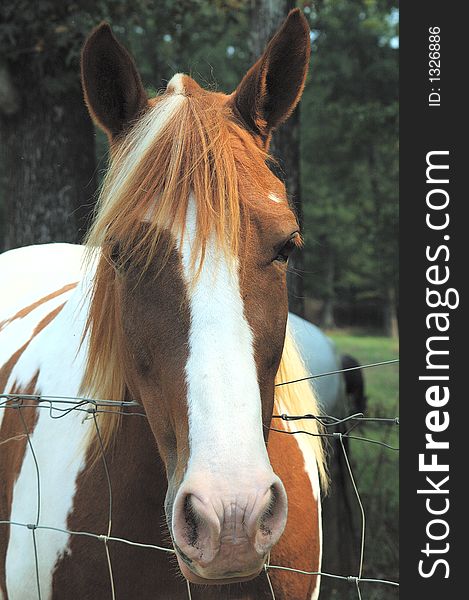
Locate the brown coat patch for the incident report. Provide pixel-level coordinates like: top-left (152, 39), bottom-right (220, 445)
top-left (0, 373), bottom-right (40, 600)
top-left (0, 283), bottom-right (77, 332)
top-left (0, 302), bottom-right (67, 393)
top-left (268, 429), bottom-right (320, 599)
top-left (0, 302), bottom-right (65, 394)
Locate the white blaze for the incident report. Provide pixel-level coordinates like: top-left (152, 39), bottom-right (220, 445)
top-left (178, 198), bottom-right (270, 473)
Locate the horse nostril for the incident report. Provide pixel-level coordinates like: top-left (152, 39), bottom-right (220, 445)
top-left (173, 489), bottom-right (221, 565)
top-left (259, 484), bottom-right (279, 536)
top-left (183, 494), bottom-right (199, 547)
top-left (253, 478), bottom-right (288, 555)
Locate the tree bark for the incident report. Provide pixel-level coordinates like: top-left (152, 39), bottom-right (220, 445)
top-left (0, 65), bottom-right (97, 252)
top-left (383, 285), bottom-right (399, 338)
top-left (249, 0), bottom-right (305, 317)
top-left (321, 297), bottom-right (336, 330)
top-left (367, 146), bottom-right (398, 337)
top-left (321, 246), bottom-right (336, 329)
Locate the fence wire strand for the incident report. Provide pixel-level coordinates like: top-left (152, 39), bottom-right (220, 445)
top-left (0, 358), bottom-right (399, 599)
top-left (91, 410), bottom-right (116, 600)
top-left (275, 358), bottom-right (399, 387)
top-left (339, 433), bottom-right (365, 580)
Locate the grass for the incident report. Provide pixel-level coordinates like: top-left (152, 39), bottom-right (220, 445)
top-left (325, 330), bottom-right (399, 600)
top-left (327, 330), bottom-right (399, 410)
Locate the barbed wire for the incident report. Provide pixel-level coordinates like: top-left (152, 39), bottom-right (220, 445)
top-left (0, 361), bottom-right (399, 599)
top-left (0, 357), bottom-right (398, 407)
top-left (275, 358), bottom-right (399, 387)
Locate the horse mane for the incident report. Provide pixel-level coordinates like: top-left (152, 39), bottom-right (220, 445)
top-left (79, 85), bottom-right (327, 489)
top-left (274, 331), bottom-right (329, 491)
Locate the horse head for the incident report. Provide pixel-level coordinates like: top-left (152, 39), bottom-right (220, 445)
top-left (80, 9), bottom-right (311, 585)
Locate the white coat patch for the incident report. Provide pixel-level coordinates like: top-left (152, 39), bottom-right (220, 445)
top-left (1, 244), bottom-right (94, 599)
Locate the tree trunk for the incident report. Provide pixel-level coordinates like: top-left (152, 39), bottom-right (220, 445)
top-left (367, 146), bottom-right (398, 337)
top-left (321, 246), bottom-right (336, 329)
top-left (321, 297), bottom-right (336, 330)
top-left (0, 66), bottom-right (97, 252)
top-left (383, 285), bottom-right (398, 338)
top-left (273, 109), bottom-right (305, 317)
top-left (249, 0), bottom-right (305, 317)
top-left (249, 0), bottom-right (287, 57)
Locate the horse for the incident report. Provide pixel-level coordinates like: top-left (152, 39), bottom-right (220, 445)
top-left (287, 314), bottom-right (344, 414)
top-left (0, 10), bottom-right (327, 599)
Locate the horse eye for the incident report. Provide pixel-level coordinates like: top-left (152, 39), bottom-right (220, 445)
top-left (273, 233), bottom-right (300, 263)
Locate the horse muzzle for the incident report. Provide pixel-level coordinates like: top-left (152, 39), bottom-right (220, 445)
top-left (170, 470), bottom-right (288, 584)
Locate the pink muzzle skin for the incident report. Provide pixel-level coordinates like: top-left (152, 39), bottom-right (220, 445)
top-left (171, 471), bottom-right (288, 584)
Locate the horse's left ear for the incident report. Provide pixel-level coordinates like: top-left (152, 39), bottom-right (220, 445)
top-left (81, 23), bottom-right (147, 140)
top-left (232, 8), bottom-right (311, 145)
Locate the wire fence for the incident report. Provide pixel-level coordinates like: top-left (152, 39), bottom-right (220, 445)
top-left (0, 358), bottom-right (399, 600)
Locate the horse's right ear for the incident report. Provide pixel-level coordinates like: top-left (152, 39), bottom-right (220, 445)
top-left (81, 23), bottom-right (147, 140)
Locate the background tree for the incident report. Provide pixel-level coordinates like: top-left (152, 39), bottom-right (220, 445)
top-left (0, 1), bottom-right (104, 250)
top-left (300, 0), bottom-right (398, 334)
top-left (249, 0), bottom-right (306, 317)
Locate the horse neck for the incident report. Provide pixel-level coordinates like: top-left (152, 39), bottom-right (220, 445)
top-left (98, 399), bottom-right (168, 533)
top-left (73, 394), bottom-right (171, 560)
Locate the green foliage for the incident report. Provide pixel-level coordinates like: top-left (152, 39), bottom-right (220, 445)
top-left (0, 1), bottom-right (145, 93)
top-left (300, 0), bottom-right (398, 316)
top-left (0, 0), bottom-right (248, 97)
top-left (122, 0), bottom-right (249, 93)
